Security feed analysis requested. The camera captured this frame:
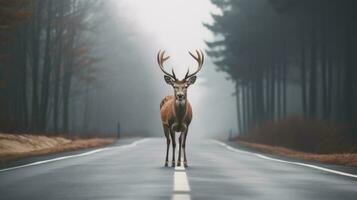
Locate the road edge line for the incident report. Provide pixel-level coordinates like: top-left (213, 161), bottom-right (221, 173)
top-left (211, 140), bottom-right (357, 179)
top-left (0, 138), bottom-right (149, 173)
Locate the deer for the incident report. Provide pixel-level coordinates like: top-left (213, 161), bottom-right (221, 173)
top-left (157, 50), bottom-right (204, 168)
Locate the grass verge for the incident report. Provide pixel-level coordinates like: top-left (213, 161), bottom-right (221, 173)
top-left (237, 140), bottom-right (357, 166)
top-left (237, 116), bottom-right (357, 166)
top-left (0, 133), bottom-right (115, 163)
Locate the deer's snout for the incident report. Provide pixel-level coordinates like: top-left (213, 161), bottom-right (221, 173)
top-left (177, 93), bottom-right (184, 99)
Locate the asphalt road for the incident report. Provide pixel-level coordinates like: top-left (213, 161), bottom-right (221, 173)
top-left (0, 138), bottom-right (357, 200)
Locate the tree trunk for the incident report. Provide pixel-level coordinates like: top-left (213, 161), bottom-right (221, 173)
top-left (235, 83), bottom-right (243, 135)
top-left (282, 40), bottom-right (287, 118)
top-left (30, 0), bottom-right (44, 132)
top-left (256, 72), bottom-right (264, 124)
top-left (309, 12), bottom-right (317, 119)
top-left (242, 85), bottom-right (247, 133)
top-left (276, 63), bottom-right (281, 120)
top-left (20, 25), bottom-right (29, 131)
top-left (53, 0), bottom-right (65, 133)
top-left (343, 4), bottom-right (354, 123)
top-left (300, 19), bottom-right (308, 118)
top-left (62, 30), bottom-right (76, 134)
top-left (266, 66), bottom-right (271, 120)
top-left (247, 85), bottom-right (252, 130)
top-left (326, 52), bottom-right (333, 119)
top-left (40, 0), bottom-right (53, 131)
top-left (62, 66), bottom-right (72, 134)
top-left (321, 5), bottom-right (328, 119)
top-left (270, 64), bottom-right (276, 121)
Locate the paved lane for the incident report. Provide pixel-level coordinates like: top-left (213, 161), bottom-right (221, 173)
top-left (0, 138), bottom-right (172, 200)
top-left (186, 140), bottom-right (357, 200)
top-left (0, 138), bottom-right (356, 200)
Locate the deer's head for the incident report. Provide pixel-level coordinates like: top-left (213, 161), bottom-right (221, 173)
top-left (157, 50), bottom-right (204, 102)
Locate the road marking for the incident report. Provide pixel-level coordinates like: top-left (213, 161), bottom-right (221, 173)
top-left (172, 164), bottom-right (191, 200)
top-left (172, 194), bottom-right (191, 200)
top-left (0, 138), bottom-right (149, 173)
top-left (212, 140), bottom-right (357, 179)
top-left (174, 169), bottom-right (190, 191)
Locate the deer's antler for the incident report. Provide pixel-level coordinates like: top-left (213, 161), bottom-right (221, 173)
top-left (157, 50), bottom-right (177, 80)
top-left (185, 50), bottom-right (204, 79)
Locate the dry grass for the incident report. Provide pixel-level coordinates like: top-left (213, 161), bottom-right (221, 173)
top-left (0, 133), bottom-right (115, 163)
top-left (240, 116), bottom-right (357, 154)
top-left (235, 116), bottom-right (357, 166)
top-left (237, 140), bottom-right (357, 166)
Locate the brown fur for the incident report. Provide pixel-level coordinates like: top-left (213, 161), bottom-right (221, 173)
top-left (160, 95), bottom-right (174, 109)
top-left (157, 50), bottom-right (204, 167)
top-left (160, 96), bottom-right (192, 127)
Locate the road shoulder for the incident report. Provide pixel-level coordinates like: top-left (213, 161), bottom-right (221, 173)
top-left (0, 137), bottom-right (140, 170)
top-left (217, 140), bottom-right (357, 178)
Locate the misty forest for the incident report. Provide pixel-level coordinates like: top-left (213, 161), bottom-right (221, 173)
top-left (1, 0), bottom-right (357, 153)
top-left (0, 0), bottom-right (357, 200)
top-left (0, 0), bottom-right (165, 137)
top-left (2, 1), bottom-right (357, 200)
top-left (1, 0), bottom-right (106, 134)
top-left (206, 0), bottom-right (357, 153)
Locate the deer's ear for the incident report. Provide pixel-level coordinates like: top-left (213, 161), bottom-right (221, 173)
top-left (164, 75), bottom-right (174, 85)
top-left (187, 76), bottom-right (197, 85)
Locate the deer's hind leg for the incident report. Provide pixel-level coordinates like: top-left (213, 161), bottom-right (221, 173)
top-left (163, 124), bottom-right (170, 167)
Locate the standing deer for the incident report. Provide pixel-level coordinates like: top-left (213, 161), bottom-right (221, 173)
top-left (157, 50), bottom-right (204, 167)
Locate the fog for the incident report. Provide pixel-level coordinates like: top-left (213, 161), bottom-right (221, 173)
top-left (82, 0), bottom-right (237, 138)
top-left (2, 0), bottom-right (356, 156)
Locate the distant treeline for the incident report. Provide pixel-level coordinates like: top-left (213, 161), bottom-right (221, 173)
top-left (206, 0), bottom-right (357, 134)
top-left (0, 0), bottom-right (103, 134)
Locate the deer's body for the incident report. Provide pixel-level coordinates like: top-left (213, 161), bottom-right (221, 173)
top-left (160, 95), bottom-right (192, 132)
top-left (157, 50), bottom-right (204, 168)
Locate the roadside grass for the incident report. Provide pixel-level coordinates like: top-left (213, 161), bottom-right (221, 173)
top-left (237, 116), bottom-right (357, 166)
top-left (238, 140), bottom-right (357, 166)
top-left (0, 133), bottom-right (115, 163)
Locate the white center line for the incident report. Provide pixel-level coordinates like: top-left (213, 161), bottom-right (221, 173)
top-left (172, 164), bottom-right (191, 200)
top-left (172, 194), bottom-right (191, 200)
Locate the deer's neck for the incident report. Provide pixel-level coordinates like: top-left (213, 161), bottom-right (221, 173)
top-left (174, 99), bottom-right (187, 122)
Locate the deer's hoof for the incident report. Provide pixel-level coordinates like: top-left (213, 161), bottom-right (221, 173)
top-left (184, 162), bottom-right (188, 168)
top-left (177, 162), bottom-right (181, 167)
top-left (164, 162), bottom-right (169, 167)
top-left (171, 162), bottom-right (176, 167)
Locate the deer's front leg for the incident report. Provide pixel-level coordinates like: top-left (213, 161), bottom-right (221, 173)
top-left (170, 129), bottom-right (176, 167)
top-left (182, 129), bottom-right (188, 168)
top-left (177, 134), bottom-right (182, 166)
